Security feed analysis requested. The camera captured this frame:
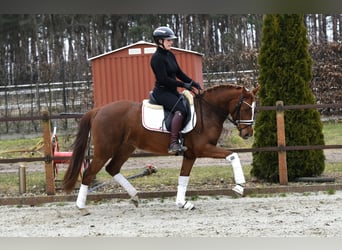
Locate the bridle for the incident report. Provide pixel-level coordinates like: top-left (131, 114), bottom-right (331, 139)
top-left (227, 94), bottom-right (256, 129)
top-left (194, 91), bottom-right (256, 133)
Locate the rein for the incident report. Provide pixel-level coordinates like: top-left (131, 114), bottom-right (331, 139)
top-left (193, 91), bottom-right (229, 133)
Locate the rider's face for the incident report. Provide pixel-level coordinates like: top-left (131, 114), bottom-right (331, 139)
top-left (162, 39), bottom-right (173, 50)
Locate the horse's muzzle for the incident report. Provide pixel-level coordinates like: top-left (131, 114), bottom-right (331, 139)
top-left (239, 126), bottom-right (253, 139)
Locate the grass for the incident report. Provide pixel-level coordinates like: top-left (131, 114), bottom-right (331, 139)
top-left (0, 121), bottom-right (341, 195)
top-left (0, 171), bottom-right (47, 195)
top-left (322, 120), bottom-right (342, 145)
top-left (1, 162), bottom-right (341, 196)
top-left (0, 137), bottom-right (45, 158)
top-left (1, 162), bottom-right (244, 195)
top-left (0, 121), bottom-right (340, 158)
top-left (0, 135), bottom-right (74, 159)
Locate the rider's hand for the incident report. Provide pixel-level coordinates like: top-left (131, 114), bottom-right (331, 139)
top-left (191, 81), bottom-right (202, 90)
top-left (183, 82), bottom-right (193, 90)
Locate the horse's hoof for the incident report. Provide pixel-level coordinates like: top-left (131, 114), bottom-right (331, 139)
top-left (130, 195), bottom-right (139, 207)
top-left (177, 200), bottom-right (195, 210)
top-left (232, 184), bottom-right (244, 197)
top-left (78, 208), bottom-right (91, 216)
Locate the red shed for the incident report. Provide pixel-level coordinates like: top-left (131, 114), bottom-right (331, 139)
top-left (88, 41), bottom-right (203, 107)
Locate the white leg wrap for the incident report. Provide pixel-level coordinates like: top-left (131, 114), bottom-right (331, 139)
top-left (113, 173), bottom-right (138, 197)
top-left (176, 176), bottom-right (194, 210)
top-left (226, 152), bottom-right (246, 185)
top-left (176, 176), bottom-right (189, 205)
top-left (76, 184), bottom-right (88, 209)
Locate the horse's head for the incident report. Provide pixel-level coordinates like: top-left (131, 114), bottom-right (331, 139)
top-left (229, 85), bottom-right (259, 139)
top-left (197, 84), bottom-right (259, 139)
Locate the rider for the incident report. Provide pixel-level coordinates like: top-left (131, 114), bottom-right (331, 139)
top-left (150, 26), bottom-right (202, 154)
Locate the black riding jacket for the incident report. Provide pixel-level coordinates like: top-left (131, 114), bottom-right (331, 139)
top-left (150, 46), bottom-right (192, 93)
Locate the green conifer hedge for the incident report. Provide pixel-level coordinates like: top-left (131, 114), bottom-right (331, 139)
top-left (251, 14), bottom-right (325, 182)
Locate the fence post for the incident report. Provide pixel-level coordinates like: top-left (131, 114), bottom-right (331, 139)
top-left (276, 101), bottom-right (288, 185)
top-left (41, 110), bottom-right (56, 195)
top-left (19, 164), bottom-right (27, 194)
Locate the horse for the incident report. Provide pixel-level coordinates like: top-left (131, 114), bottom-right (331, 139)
top-left (63, 84), bottom-right (259, 214)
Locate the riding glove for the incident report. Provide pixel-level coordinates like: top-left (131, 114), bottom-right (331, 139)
top-left (183, 82), bottom-right (193, 90)
top-left (191, 81), bottom-right (202, 90)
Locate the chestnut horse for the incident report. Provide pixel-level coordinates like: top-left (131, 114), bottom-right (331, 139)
top-left (63, 84), bottom-right (259, 214)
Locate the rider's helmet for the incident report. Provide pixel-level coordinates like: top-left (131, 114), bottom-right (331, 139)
top-left (153, 26), bottom-right (177, 45)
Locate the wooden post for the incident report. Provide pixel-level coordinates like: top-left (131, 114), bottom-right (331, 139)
top-left (19, 164), bottom-right (26, 194)
top-left (276, 101), bottom-right (288, 185)
top-left (41, 110), bottom-right (56, 195)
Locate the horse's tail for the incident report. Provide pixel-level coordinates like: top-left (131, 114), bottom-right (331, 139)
top-left (63, 109), bottom-right (96, 193)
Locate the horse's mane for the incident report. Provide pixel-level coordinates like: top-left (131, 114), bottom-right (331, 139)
top-left (203, 83), bottom-right (243, 94)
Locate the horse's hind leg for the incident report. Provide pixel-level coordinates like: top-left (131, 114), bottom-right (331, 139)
top-left (105, 144), bottom-right (139, 207)
top-left (104, 144), bottom-right (135, 176)
top-left (76, 156), bottom-right (112, 214)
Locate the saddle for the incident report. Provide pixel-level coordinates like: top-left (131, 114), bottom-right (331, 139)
top-left (141, 90), bottom-right (196, 133)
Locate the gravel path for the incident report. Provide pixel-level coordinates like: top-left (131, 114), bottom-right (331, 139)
top-left (0, 191), bottom-right (341, 237)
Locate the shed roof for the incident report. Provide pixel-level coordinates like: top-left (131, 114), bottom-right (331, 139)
top-left (88, 40), bottom-right (203, 61)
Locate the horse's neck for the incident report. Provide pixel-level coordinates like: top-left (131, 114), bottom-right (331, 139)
top-left (195, 89), bottom-right (235, 124)
top-left (204, 87), bottom-right (239, 113)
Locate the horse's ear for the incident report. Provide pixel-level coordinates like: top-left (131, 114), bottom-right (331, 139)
top-left (252, 84), bottom-right (260, 95)
top-left (242, 86), bottom-right (249, 94)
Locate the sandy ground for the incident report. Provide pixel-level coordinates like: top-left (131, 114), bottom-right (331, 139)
top-left (0, 191), bottom-right (342, 237)
top-left (0, 149), bottom-right (341, 237)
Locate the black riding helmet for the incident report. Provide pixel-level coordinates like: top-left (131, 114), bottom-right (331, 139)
top-left (153, 26), bottom-right (177, 46)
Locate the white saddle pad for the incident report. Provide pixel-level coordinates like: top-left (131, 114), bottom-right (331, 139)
top-left (142, 98), bottom-right (196, 134)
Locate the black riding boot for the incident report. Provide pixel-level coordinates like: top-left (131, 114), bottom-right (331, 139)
top-left (168, 111), bottom-right (187, 154)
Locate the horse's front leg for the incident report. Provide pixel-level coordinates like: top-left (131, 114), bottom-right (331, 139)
top-left (202, 145), bottom-right (246, 196)
top-left (177, 157), bottom-right (196, 210)
top-left (226, 152), bottom-right (246, 196)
